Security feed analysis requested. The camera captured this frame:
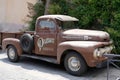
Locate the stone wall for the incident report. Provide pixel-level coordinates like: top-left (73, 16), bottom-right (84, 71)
top-left (0, 0), bottom-right (37, 32)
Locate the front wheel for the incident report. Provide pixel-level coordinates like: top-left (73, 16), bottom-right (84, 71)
top-left (7, 45), bottom-right (19, 62)
top-left (64, 52), bottom-right (87, 76)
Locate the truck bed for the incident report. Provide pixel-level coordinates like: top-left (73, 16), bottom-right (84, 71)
top-left (0, 31), bottom-right (35, 45)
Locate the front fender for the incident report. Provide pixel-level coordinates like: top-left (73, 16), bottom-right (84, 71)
top-left (2, 38), bottom-right (22, 56)
top-left (57, 41), bottom-right (102, 67)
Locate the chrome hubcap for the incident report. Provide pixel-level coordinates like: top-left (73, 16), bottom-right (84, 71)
top-left (8, 48), bottom-right (15, 59)
top-left (68, 57), bottom-right (80, 71)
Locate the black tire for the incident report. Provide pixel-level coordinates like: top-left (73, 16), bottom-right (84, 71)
top-left (7, 45), bottom-right (19, 62)
top-left (64, 52), bottom-right (87, 76)
top-left (20, 33), bottom-right (34, 53)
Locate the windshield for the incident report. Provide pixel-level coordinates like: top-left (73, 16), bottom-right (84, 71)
top-left (59, 21), bottom-right (78, 30)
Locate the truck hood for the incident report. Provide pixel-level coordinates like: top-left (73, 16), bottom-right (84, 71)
top-left (62, 29), bottom-right (110, 42)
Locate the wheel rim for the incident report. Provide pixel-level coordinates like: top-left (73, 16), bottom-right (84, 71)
top-left (68, 57), bottom-right (81, 71)
top-left (8, 48), bottom-right (15, 59)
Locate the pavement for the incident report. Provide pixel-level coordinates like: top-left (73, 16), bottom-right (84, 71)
top-left (0, 51), bottom-right (120, 80)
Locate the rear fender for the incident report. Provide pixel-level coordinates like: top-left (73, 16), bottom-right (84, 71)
top-left (2, 38), bottom-right (22, 56)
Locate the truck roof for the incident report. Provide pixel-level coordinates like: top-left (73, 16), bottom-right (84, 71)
top-left (38, 15), bottom-right (79, 21)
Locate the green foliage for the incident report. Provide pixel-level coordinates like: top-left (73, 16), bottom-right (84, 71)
top-left (48, 3), bottom-right (61, 14)
top-left (28, 2), bottom-right (44, 30)
top-left (105, 27), bottom-right (120, 54)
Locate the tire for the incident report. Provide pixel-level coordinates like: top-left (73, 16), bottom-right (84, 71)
top-left (20, 33), bottom-right (34, 53)
top-left (7, 45), bottom-right (19, 62)
top-left (64, 52), bottom-right (87, 76)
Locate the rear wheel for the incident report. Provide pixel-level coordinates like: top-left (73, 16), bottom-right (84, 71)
top-left (7, 45), bottom-right (19, 62)
top-left (64, 52), bottom-right (87, 76)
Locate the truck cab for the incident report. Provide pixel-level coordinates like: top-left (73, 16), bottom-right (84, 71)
top-left (2, 15), bottom-right (113, 76)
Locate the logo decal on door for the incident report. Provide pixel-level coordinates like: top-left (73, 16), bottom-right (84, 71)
top-left (37, 38), bottom-right (54, 51)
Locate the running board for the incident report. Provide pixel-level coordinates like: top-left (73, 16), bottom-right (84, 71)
top-left (21, 54), bottom-right (58, 64)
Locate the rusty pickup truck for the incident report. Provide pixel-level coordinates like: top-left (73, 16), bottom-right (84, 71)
top-left (1, 15), bottom-right (113, 76)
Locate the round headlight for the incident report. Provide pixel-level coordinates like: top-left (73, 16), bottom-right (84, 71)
top-left (105, 47), bottom-right (111, 53)
top-left (110, 46), bottom-right (113, 51)
top-left (99, 48), bottom-right (105, 54)
top-left (93, 49), bottom-right (102, 58)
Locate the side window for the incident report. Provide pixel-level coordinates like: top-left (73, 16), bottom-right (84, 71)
top-left (39, 20), bottom-right (55, 30)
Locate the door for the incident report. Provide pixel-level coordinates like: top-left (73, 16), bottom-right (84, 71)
top-left (34, 18), bottom-right (57, 56)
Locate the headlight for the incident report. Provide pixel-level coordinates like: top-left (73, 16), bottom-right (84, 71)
top-left (110, 46), bottom-right (113, 50)
top-left (99, 48), bottom-right (106, 54)
top-left (93, 49), bottom-right (102, 58)
top-left (93, 45), bottom-right (113, 59)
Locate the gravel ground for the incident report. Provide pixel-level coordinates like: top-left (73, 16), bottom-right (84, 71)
top-left (0, 51), bottom-right (120, 80)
